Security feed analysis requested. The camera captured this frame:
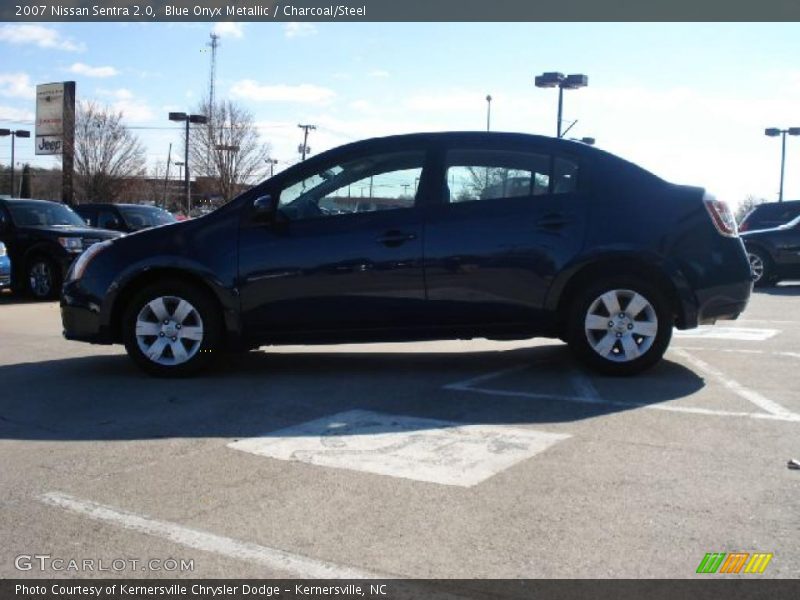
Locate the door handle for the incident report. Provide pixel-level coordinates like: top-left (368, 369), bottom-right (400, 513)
top-left (375, 230), bottom-right (417, 247)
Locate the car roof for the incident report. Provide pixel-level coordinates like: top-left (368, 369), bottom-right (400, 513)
top-left (277, 130), bottom-right (657, 180)
top-left (0, 197), bottom-right (62, 205)
top-left (323, 131), bottom-right (597, 154)
top-left (77, 203), bottom-right (160, 208)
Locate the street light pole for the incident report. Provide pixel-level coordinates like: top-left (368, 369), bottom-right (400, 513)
top-left (486, 95), bottom-right (492, 132)
top-left (765, 127), bottom-right (800, 202)
top-left (169, 112), bottom-right (207, 217)
top-left (174, 161), bottom-right (184, 190)
top-left (535, 72), bottom-right (588, 138)
top-left (780, 130), bottom-right (787, 203)
top-left (0, 129), bottom-right (30, 198)
top-left (265, 158), bottom-right (278, 177)
top-left (183, 118), bottom-right (190, 213)
top-left (556, 87), bottom-right (564, 138)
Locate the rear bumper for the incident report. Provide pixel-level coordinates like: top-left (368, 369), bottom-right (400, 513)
top-left (693, 278), bottom-right (753, 326)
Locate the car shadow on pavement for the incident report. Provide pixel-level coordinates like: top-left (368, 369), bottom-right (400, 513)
top-left (754, 282), bottom-right (800, 296)
top-left (0, 291), bottom-right (54, 305)
top-left (0, 344), bottom-right (705, 442)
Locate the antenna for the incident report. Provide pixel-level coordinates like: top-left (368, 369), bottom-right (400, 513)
top-left (207, 33), bottom-right (220, 117)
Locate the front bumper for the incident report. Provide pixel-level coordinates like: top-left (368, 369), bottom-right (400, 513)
top-left (61, 279), bottom-right (113, 344)
top-left (0, 260), bottom-right (10, 289)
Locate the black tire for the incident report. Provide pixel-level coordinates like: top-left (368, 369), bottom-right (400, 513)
top-left (26, 256), bottom-right (61, 300)
top-left (566, 277), bottom-right (672, 376)
top-left (747, 248), bottom-right (774, 287)
top-left (122, 281), bottom-right (223, 377)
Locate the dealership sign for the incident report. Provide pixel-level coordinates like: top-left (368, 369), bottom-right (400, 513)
top-left (35, 82), bottom-right (72, 155)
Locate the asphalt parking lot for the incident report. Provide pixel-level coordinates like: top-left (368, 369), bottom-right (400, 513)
top-left (1, 285), bottom-right (798, 579)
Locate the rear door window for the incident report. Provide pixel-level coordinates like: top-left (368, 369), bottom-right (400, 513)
top-left (445, 149), bottom-right (578, 203)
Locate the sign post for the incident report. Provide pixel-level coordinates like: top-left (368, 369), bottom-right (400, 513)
top-left (35, 81), bottom-right (76, 205)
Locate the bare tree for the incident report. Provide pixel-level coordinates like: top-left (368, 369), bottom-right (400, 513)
top-left (74, 101), bottom-right (147, 203)
top-left (736, 194), bottom-right (766, 223)
top-left (189, 98), bottom-right (271, 204)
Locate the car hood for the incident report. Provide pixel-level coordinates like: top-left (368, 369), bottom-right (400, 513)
top-left (17, 225), bottom-right (124, 238)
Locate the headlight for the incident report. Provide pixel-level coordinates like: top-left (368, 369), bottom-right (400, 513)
top-left (0, 243), bottom-right (6, 257)
top-left (58, 237), bottom-right (83, 253)
top-left (69, 240), bottom-right (112, 281)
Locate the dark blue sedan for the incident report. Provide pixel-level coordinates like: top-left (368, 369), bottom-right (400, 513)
top-left (61, 132), bottom-right (752, 377)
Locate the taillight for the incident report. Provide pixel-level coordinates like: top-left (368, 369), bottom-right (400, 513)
top-left (703, 193), bottom-right (738, 237)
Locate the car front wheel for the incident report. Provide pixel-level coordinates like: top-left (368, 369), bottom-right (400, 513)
top-left (27, 257), bottom-right (60, 300)
top-left (567, 279), bottom-right (672, 376)
top-left (122, 281), bottom-right (223, 377)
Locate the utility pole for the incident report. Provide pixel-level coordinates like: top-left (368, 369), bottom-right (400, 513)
top-left (298, 124), bottom-right (316, 161)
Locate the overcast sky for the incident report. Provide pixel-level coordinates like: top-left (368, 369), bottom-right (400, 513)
top-left (1, 21), bottom-right (799, 206)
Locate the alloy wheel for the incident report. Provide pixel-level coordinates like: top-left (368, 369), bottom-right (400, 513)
top-left (29, 261), bottom-right (53, 298)
top-left (584, 288), bottom-right (659, 363)
top-left (747, 252), bottom-right (764, 283)
top-left (134, 296), bottom-right (205, 366)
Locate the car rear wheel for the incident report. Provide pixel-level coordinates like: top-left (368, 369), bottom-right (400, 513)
top-left (567, 279), bottom-right (672, 376)
top-left (122, 281), bottom-right (222, 377)
top-left (747, 249), bottom-right (773, 287)
top-left (27, 257), bottom-right (60, 300)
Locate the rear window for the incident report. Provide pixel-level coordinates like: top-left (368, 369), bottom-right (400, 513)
top-left (743, 203), bottom-right (800, 227)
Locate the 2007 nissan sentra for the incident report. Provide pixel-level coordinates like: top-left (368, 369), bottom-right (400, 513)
top-left (60, 132), bottom-right (753, 376)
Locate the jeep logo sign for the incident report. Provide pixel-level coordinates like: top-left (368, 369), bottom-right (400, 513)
top-left (36, 136), bottom-right (63, 155)
top-left (35, 82), bottom-right (69, 156)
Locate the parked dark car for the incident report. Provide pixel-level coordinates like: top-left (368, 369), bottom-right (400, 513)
top-left (61, 132), bottom-right (752, 377)
top-left (741, 214), bottom-right (800, 286)
top-left (0, 198), bottom-right (123, 299)
top-left (738, 200), bottom-right (800, 232)
top-left (0, 241), bottom-right (10, 290)
top-left (74, 203), bottom-right (177, 233)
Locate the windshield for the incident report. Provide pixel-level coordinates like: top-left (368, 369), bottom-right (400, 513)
top-left (7, 201), bottom-right (87, 227)
top-left (118, 205), bottom-right (176, 230)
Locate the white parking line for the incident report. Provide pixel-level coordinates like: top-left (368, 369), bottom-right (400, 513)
top-left (673, 327), bottom-right (779, 341)
top-left (228, 410), bottom-right (571, 487)
top-left (442, 365), bottom-right (530, 390)
top-left (39, 492), bottom-right (387, 579)
top-left (671, 349), bottom-right (800, 422)
top-left (444, 359), bottom-right (800, 423)
top-left (674, 346), bottom-right (800, 360)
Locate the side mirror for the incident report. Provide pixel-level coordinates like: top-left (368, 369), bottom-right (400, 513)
top-left (252, 195), bottom-right (277, 221)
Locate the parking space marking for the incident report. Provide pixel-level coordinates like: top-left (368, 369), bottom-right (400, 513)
top-left (39, 492), bottom-right (387, 578)
top-left (675, 346), bottom-right (800, 360)
top-left (671, 349), bottom-right (800, 422)
top-left (673, 327), bottom-right (779, 341)
top-left (444, 360), bottom-right (800, 423)
top-left (227, 410), bottom-right (571, 487)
